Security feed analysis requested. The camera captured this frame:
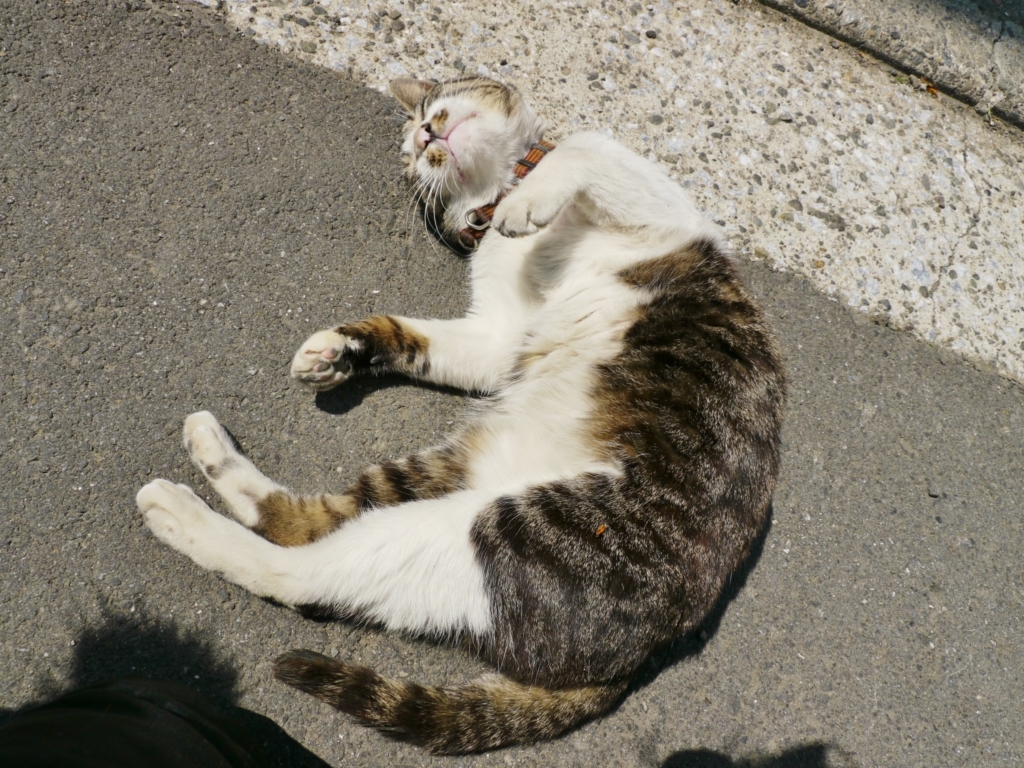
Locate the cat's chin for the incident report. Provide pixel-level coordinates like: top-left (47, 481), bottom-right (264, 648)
top-left (420, 163), bottom-right (500, 212)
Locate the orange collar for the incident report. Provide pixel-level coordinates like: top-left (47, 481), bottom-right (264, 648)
top-left (457, 140), bottom-right (556, 250)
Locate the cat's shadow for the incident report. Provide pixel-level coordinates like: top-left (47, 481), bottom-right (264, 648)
top-left (629, 511), bottom-right (773, 693)
top-left (313, 373), bottom-right (472, 416)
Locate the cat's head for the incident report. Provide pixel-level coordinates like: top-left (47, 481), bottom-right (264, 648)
top-left (390, 76), bottom-right (544, 248)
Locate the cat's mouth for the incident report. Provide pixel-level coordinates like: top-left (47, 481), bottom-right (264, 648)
top-left (420, 114), bottom-right (476, 166)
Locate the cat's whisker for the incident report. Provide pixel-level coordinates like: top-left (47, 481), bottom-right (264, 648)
top-left (426, 172), bottom-right (452, 251)
top-left (435, 171), bottom-right (461, 238)
top-left (441, 171), bottom-right (457, 204)
top-left (406, 173), bottom-right (435, 246)
top-left (421, 189), bottom-right (445, 258)
top-left (403, 177), bottom-right (428, 244)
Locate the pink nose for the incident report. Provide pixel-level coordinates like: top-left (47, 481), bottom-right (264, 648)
top-left (415, 125), bottom-right (432, 151)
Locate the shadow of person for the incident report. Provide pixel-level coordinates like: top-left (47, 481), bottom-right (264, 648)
top-left (0, 612), bottom-right (330, 768)
top-left (662, 742), bottom-right (841, 768)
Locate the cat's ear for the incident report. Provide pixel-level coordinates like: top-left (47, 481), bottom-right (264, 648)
top-left (389, 78), bottom-right (434, 114)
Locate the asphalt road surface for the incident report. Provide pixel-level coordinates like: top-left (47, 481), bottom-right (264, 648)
top-left (1, 3), bottom-right (1022, 767)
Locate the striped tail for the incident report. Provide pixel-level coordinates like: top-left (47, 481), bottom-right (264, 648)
top-left (273, 650), bottom-right (627, 754)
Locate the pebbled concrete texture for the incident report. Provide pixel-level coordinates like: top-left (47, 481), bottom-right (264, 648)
top-left (2, 2), bottom-right (1024, 768)
top-left (757, 0), bottom-right (1024, 130)
top-left (201, 0), bottom-right (1024, 387)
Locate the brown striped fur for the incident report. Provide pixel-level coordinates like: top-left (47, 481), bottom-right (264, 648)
top-left (252, 441), bottom-right (470, 547)
top-left (470, 239), bottom-right (785, 689)
top-left (591, 239), bottom-right (781, 462)
top-left (274, 650), bottom-right (627, 754)
top-left (254, 491), bottom-right (358, 547)
top-left (186, 80), bottom-right (787, 754)
top-left (336, 315), bottom-right (430, 378)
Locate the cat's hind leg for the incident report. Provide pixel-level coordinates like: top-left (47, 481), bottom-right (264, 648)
top-left (138, 480), bottom-right (492, 636)
top-left (138, 478), bottom-right (315, 605)
top-left (183, 411), bottom-right (359, 545)
top-left (250, 439), bottom-right (471, 547)
top-left (183, 411), bottom-right (473, 547)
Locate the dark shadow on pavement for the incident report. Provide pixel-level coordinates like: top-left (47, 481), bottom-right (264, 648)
top-left (0, 611), bottom-right (330, 768)
top-left (629, 511), bottom-right (774, 694)
top-left (314, 372), bottom-right (470, 416)
top-left (662, 742), bottom-right (842, 768)
top-left (314, 373), bottom-right (414, 415)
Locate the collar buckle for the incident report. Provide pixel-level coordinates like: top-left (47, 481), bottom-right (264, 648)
top-left (464, 209), bottom-right (491, 231)
top-left (456, 140), bottom-right (556, 248)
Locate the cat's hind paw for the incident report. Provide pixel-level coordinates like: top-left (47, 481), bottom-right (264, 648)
top-left (291, 328), bottom-right (359, 391)
top-left (138, 479), bottom-right (269, 588)
top-left (492, 189), bottom-right (566, 238)
top-left (138, 479), bottom-right (219, 559)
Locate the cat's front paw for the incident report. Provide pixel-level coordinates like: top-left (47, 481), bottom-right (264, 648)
top-left (183, 411), bottom-right (234, 477)
top-left (492, 189), bottom-right (566, 238)
top-left (291, 329), bottom-right (360, 391)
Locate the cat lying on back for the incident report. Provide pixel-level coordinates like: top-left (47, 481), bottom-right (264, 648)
top-left (136, 76), bottom-right (786, 753)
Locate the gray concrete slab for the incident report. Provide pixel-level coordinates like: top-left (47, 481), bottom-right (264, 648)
top-left (758, 0), bottom-right (1024, 130)
top-left (2, 2), bottom-right (1023, 767)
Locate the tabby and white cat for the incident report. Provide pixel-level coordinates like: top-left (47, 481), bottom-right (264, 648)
top-left (136, 76), bottom-right (786, 753)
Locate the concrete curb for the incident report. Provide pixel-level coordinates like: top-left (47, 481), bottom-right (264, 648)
top-left (756, 0), bottom-right (1024, 131)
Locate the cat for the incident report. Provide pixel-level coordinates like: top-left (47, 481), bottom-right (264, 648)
top-left (136, 76), bottom-right (787, 754)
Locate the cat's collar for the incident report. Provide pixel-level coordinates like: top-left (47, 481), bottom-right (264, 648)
top-left (458, 140), bottom-right (556, 250)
